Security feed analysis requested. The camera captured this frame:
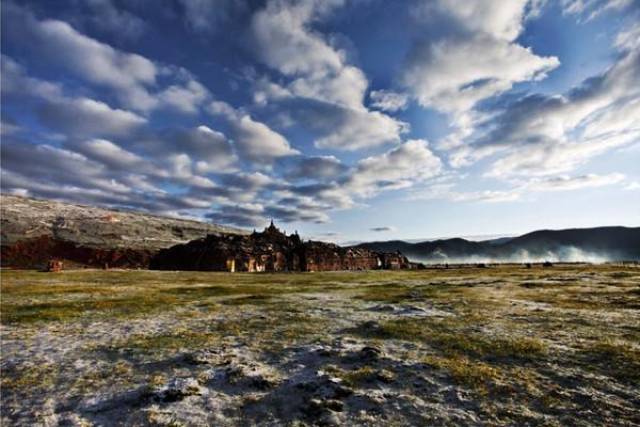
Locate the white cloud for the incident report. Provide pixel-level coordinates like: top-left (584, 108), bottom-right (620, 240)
top-left (251, 0), bottom-right (361, 108)
top-left (208, 101), bottom-right (299, 163)
top-left (282, 155), bottom-right (347, 180)
top-left (403, 0), bottom-right (559, 114)
top-left (179, 126), bottom-right (237, 172)
top-left (1, 140), bottom-right (132, 195)
top-left (561, 0), bottom-right (634, 20)
top-left (450, 41), bottom-right (640, 177)
top-left (4, 4), bottom-right (209, 114)
top-left (234, 115), bottom-right (300, 162)
top-left (346, 139), bottom-right (443, 197)
top-left (76, 139), bottom-right (149, 171)
top-left (369, 90), bottom-right (409, 112)
top-left (409, 173), bottom-right (626, 203)
top-left (158, 80), bottom-right (209, 114)
top-left (524, 173), bottom-right (626, 191)
top-left (625, 181), bottom-right (640, 191)
top-left (166, 153), bottom-right (217, 189)
top-left (32, 19), bottom-right (158, 111)
top-left (39, 97), bottom-right (147, 137)
top-left (2, 56), bottom-right (148, 137)
top-left (313, 107), bottom-right (409, 151)
top-left (250, 0), bottom-right (407, 150)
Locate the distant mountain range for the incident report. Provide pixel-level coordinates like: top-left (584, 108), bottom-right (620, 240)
top-left (353, 227), bottom-right (640, 263)
top-left (2, 195), bottom-right (638, 267)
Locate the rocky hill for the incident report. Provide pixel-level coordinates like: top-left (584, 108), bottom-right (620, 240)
top-left (354, 226), bottom-right (640, 263)
top-left (1, 194), bottom-right (247, 269)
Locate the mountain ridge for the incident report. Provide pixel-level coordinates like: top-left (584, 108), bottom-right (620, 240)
top-left (353, 226), bottom-right (640, 263)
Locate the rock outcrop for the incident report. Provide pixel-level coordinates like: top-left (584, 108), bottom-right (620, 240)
top-left (150, 221), bottom-right (415, 272)
top-left (1, 194), bottom-right (247, 269)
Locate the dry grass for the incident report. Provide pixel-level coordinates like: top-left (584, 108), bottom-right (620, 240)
top-left (1, 265), bottom-right (639, 426)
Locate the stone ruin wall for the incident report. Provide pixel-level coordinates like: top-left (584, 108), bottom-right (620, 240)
top-left (150, 223), bottom-right (415, 272)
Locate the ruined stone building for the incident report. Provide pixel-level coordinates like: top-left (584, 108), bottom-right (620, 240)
top-left (150, 221), bottom-right (415, 272)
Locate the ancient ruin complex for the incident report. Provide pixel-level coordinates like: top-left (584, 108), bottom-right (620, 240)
top-left (150, 221), bottom-right (414, 272)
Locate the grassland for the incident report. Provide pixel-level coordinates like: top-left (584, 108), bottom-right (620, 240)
top-left (1, 265), bottom-right (639, 426)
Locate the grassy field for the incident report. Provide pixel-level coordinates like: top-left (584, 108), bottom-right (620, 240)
top-left (1, 265), bottom-right (639, 426)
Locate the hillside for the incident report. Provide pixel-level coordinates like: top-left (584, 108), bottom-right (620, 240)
top-left (354, 227), bottom-right (640, 263)
top-left (1, 194), bottom-right (248, 268)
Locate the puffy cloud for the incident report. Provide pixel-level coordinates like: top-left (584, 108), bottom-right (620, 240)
top-left (204, 172), bottom-right (279, 203)
top-left (158, 80), bottom-right (210, 114)
top-left (39, 97), bottom-right (147, 138)
top-left (345, 139), bottom-right (443, 197)
top-left (131, 125), bottom-right (237, 174)
top-left (1, 139), bottom-right (132, 195)
top-left (278, 140), bottom-right (444, 215)
top-left (1, 55), bottom-right (64, 100)
top-left (402, 0), bottom-right (559, 113)
top-left (313, 107), bottom-right (408, 151)
top-left (220, 172), bottom-right (275, 191)
top-left (177, 126), bottom-right (237, 172)
top-left (282, 98), bottom-right (408, 151)
top-left (451, 41), bottom-right (640, 176)
top-left (74, 139), bottom-right (149, 171)
top-left (422, 0), bottom-right (528, 40)
top-left (251, 0), bottom-right (363, 108)
top-left (281, 155), bottom-right (347, 181)
top-left (369, 90), bottom-right (409, 112)
top-left (250, 0), bottom-right (407, 150)
top-left (234, 115), bottom-right (300, 162)
top-left (3, 4), bottom-right (209, 114)
top-left (25, 18), bottom-right (157, 111)
top-left (208, 101), bottom-right (299, 163)
top-left (403, 35), bottom-right (558, 113)
top-left (2, 56), bottom-right (147, 137)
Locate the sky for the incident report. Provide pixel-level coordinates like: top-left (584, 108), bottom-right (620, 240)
top-left (1, 0), bottom-right (639, 243)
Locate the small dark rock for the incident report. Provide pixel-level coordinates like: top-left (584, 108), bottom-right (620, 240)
top-left (376, 370), bottom-right (394, 383)
top-left (332, 384), bottom-right (354, 399)
top-left (250, 376), bottom-right (274, 391)
top-left (324, 399), bottom-right (344, 412)
top-left (316, 348), bottom-right (333, 357)
top-left (360, 345), bottom-right (383, 360)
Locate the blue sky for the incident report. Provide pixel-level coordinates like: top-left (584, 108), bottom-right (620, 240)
top-left (1, 0), bottom-right (639, 242)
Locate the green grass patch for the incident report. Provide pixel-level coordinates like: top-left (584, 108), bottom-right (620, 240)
top-left (354, 318), bottom-right (547, 362)
top-left (1, 294), bottom-right (180, 324)
top-left (423, 355), bottom-right (501, 393)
